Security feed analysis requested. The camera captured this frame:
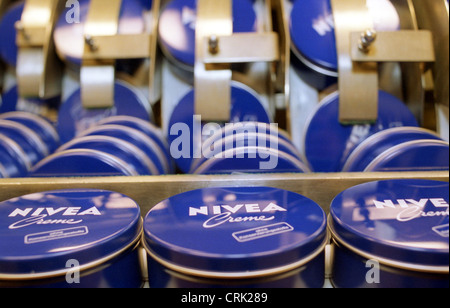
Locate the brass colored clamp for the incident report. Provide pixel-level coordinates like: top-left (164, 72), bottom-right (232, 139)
top-left (15, 0), bottom-right (64, 100)
top-left (194, 0), bottom-right (282, 122)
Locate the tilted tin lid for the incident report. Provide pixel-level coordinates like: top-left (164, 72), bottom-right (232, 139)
top-left (303, 91), bottom-right (418, 172)
top-left (289, 0), bottom-right (400, 74)
top-left (158, 0), bottom-right (257, 68)
top-left (0, 119), bottom-right (49, 165)
top-left (54, 0), bottom-right (146, 65)
top-left (167, 82), bottom-right (271, 173)
top-left (96, 116), bottom-right (174, 173)
top-left (57, 80), bottom-right (151, 144)
top-left (79, 124), bottom-right (167, 175)
top-left (193, 146), bottom-right (311, 175)
top-left (0, 189), bottom-right (141, 276)
top-left (330, 180), bottom-right (449, 270)
top-left (342, 127), bottom-right (444, 172)
top-left (144, 187), bottom-right (327, 276)
top-left (30, 149), bottom-right (139, 177)
top-left (0, 112), bottom-right (60, 154)
top-left (364, 140), bottom-right (449, 172)
top-left (0, 133), bottom-right (31, 177)
top-left (57, 135), bottom-right (160, 176)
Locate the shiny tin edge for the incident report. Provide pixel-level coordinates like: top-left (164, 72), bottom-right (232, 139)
top-left (327, 216), bottom-right (449, 274)
top-left (143, 232), bottom-right (329, 280)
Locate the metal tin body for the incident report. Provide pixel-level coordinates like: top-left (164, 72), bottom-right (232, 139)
top-left (0, 189), bottom-right (143, 288)
top-left (143, 187), bottom-right (327, 288)
top-left (302, 91), bottom-right (418, 172)
top-left (0, 1), bottom-right (23, 67)
top-left (329, 180), bottom-right (449, 288)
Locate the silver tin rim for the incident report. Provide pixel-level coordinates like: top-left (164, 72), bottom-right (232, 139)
top-left (143, 232), bottom-right (329, 280)
top-left (327, 215), bottom-right (449, 274)
top-left (0, 219), bottom-right (143, 281)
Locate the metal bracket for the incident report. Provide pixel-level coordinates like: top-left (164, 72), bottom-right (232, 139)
top-left (331, 0), bottom-right (436, 124)
top-left (80, 0), bottom-right (159, 109)
top-left (194, 0), bottom-right (281, 122)
top-left (15, 0), bottom-right (63, 99)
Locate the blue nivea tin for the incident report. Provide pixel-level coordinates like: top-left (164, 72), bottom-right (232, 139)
top-left (0, 133), bottom-right (30, 177)
top-left (168, 82), bottom-right (271, 173)
top-left (0, 119), bottom-right (49, 165)
top-left (57, 135), bottom-right (159, 176)
top-left (0, 112), bottom-right (60, 153)
top-left (96, 116), bottom-right (174, 173)
top-left (30, 149), bottom-right (139, 177)
top-left (302, 91), bottom-right (418, 173)
top-left (0, 189), bottom-right (143, 288)
top-left (329, 179), bottom-right (449, 288)
top-left (364, 140), bottom-right (449, 172)
top-left (158, 0), bottom-right (257, 74)
top-left (289, 0), bottom-right (400, 90)
top-left (143, 187), bottom-right (328, 288)
top-left (0, 1), bottom-right (23, 67)
top-left (54, 0), bottom-right (146, 67)
top-left (78, 124), bottom-right (168, 175)
top-left (57, 80), bottom-right (152, 144)
top-left (191, 132), bottom-right (305, 173)
top-left (193, 146), bottom-right (311, 175)
top-left (342, 127), bottom-right (446, 172)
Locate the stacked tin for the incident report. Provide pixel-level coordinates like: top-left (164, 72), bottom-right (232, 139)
top-left (31, 115), bottom-right (173, 177)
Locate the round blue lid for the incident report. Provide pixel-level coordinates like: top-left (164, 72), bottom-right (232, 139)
top-left (342, 127), bottom-right (444, 172)
top-left (30, 149), bottom-right (139, 177)
top-left (54, 0), bottom-right (146, 65)
top-left (158, 0), bottom-right (257, 67)
top-left (79, 124), bottom-right (167, 175)
top-left (96, 116), bottom-right (174, 173)
top-left (330, 180), bottom-right (449, 268)
top-left (0, 111), bottom-right (60, 154)
top-left (168, 82), bottom-right (271, 173)
top-left (303, 91), bottom-right (418, 172)
top-left (144, 187), bottom-right (327, 274)
top-left (0, 189), bottom-right (141, 276)
top-left (0, 1), bottom-right (23, 67)
top-left (193, 146), bottom-right (310, 175)
top-left (57, 80), bottom-right (151, 144)
top-left (0, 133), bottom-right (30, 177)
top-left (0, 119), bottom-right (49, 165)
top-left (364, 140), bottom-right (449, 172)
top-left (57, 135), bottom-right (159, 176)
top-left (290, 0), bottom-right (400, 74)
top-left (191, 132), bottom-right (304, 173)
